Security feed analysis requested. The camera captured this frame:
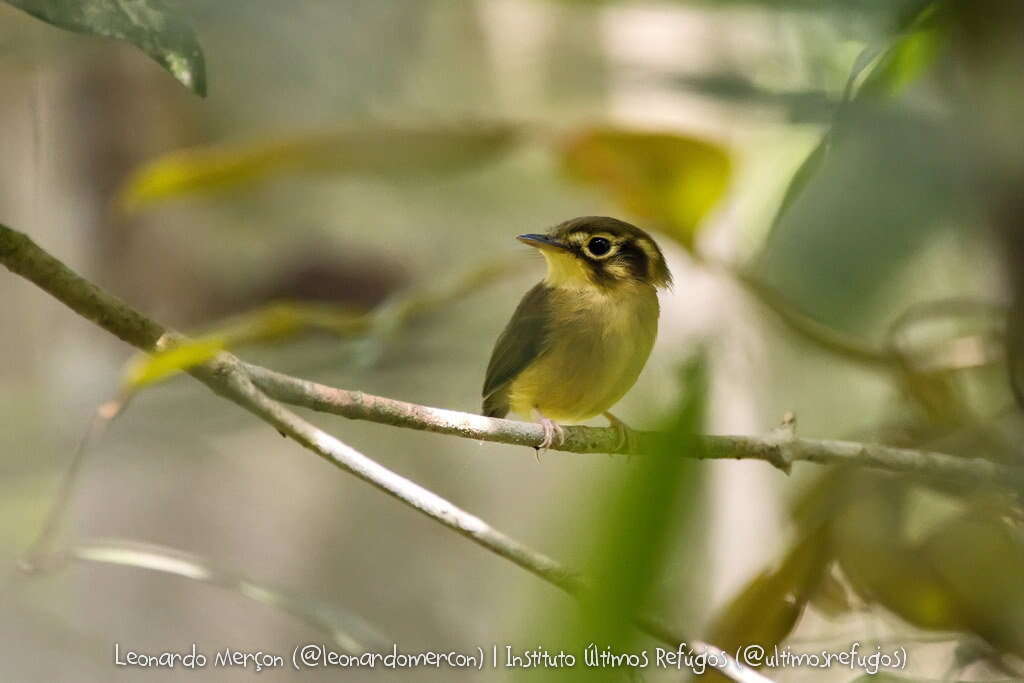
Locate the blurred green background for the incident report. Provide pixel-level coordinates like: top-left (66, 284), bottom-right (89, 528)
top-left (1, 0), bottom-right (1023, 681)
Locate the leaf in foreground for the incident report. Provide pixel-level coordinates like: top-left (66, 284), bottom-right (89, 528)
top-left (3, 0), bottom-right (206, 95)
top-left (530, 356), bottom-right (707, 682)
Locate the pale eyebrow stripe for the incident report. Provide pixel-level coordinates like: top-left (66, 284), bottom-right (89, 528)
top-left (636, 238), bottom-right (660, 266)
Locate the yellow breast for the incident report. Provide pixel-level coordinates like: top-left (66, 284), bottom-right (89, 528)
top-left (506, 284), bottom-right (659, 422)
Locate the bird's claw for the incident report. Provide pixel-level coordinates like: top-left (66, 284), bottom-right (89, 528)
top-left (604, 411), bottom-right (636, 456)
top-left (537, 417), bottom-right (566, 453)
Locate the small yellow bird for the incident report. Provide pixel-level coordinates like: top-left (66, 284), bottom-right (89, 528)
top-left (482, 216), bottom-right (671, 450)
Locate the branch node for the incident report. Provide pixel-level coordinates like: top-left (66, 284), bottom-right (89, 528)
top-left (764, 412), bottom-right (797, 474)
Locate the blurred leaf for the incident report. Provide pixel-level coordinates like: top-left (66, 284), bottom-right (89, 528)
top-left (208, 301), bottom-right (368, 341)
top-left (117, 123), bottom-right (522, 211)
top-left (921, 511), bottom-right (1024, 657)
top-left (581, 356), bottom-right (706, 632)
top-left (859, 1), bottom-right (947, 96)
top-left (560, 128), bottom-right (731, 252)
top-left (669, 73), bottom-right (836, 124)
top-left (754, 104), bottom-right (966, 329)
top-left (860, 27), bottom-right (941, 95)
top-left (791, 466), bottom-right (852, 530)
top-left (121, 304), bottom-right (364, 391)
top-left (533, 356), bottom-right (706, 682)
top-left (764, 42), bottom-right (882, 229)
top-left (3, 0), bottom-right (206, 95)
top-left (794, 469), bottom-right (1024, 659)
top-left (887, 298), bottom-right (1007, 425)
top-left (807, 566), bottom-right (854, 616)
top-left (768, 3), bottom-right (946, 235)
top-left (121, 257), bottom-right (518, 390)
top-left (833, 475), bottom-right (964, 632)
top-left (122, 337), bottom-right (225, 390)
top-left (761, 1), bottom-right (950, 327)
top-left (707, 528), bottom-right (831, 667)
top-left (895, 369), bottom-right (968, 426)
top-left (768, 130), bottom-right (829, 237)
top-left (1011, 304), bottom-right (1024, 410)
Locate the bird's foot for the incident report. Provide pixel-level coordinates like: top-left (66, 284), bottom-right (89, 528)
top-left (604, 411), bottom-right (636, 456)
top-left (536, 416), bottom-right (566, 454)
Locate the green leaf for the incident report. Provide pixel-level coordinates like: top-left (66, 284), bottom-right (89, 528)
top-left (530, 355), bottom-right (707, 683)
top-left (765, 1), bottom-right (946, 234)
top-left (859, 1), bottom-right (947, 97)
top-left (116, 123), bottom-right (522, 211)
top-left (670, 73), bottom-right (836, 124)
top-left (560, 128), bottom-right (731, 252)
top-left (765, 139), bottom-right (829, 244)
top-left (3, 0), bottom-right (207, 96)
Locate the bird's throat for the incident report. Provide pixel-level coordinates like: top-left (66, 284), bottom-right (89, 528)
top-left (541, 250), bottom-right (594, 288)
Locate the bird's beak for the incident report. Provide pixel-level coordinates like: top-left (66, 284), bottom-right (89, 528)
top-left (517, 234), bottom-right (569, 252)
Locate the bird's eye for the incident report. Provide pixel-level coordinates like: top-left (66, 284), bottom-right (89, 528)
top-left (587, 237), bottom-right (611, 257)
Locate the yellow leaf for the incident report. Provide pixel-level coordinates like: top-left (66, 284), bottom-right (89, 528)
top-left (117, 123), bottom-right (522, 212)
top-left (921, 511), bottom-right (1024, 656)
top-left (708, 528), bottom-right (830, 661)
top-left (119, 304), bottom-right (365, 392)
top-left (122, 337), bottom-right (226, 390)
top-left (832, 478), bottom-right (964, 633)
top-left (560, 128), bottom-right (731, 251)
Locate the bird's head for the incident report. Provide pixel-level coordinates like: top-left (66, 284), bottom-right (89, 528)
top-left (517, 216), bottom-right (672, 291)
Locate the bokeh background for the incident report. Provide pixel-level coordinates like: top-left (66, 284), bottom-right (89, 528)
top-left (1, 1), bottom-right (1023, 681)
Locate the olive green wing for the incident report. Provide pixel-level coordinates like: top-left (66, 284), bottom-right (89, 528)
top-left (482, 283), bottom-right (552, 418)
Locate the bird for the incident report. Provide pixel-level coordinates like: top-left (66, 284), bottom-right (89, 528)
top-left (481, 216), bottom-right (672, 452)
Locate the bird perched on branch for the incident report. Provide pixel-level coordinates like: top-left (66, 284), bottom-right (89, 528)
top-left (482, 216), bottom-right (671, 451)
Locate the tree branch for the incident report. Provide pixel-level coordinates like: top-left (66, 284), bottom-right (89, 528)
top-left (242, 363), bottom-right (1018, 485)
top-left (0, 226), bottom-right (164, 351)
top-left (1, 223), bottom-right (775, 682)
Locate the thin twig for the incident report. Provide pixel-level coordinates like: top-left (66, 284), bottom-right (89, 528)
top-left (729, 268), bottom-right (894, 368)
top-left (19, 396), bottom-right (130, 573)
top-left (63, 537), bottom-right (387, 654)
